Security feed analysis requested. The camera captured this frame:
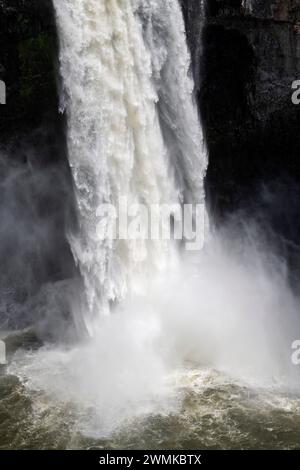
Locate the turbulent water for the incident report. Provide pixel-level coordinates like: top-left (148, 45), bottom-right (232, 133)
top-left (3, 229), bottom-right (300, 448)
top-left (1, 0), bottom-right (300, 450)
top-left (2, 360), bottom-right (300, 449)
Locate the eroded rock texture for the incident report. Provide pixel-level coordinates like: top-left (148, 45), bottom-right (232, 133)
top-left (182, 1), bottom-right (300, 272)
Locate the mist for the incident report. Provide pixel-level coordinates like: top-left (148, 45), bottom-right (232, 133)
top-left (0, 142), bottom-right (75, 338)
top-left (9, 214), bottom-right (300, 437)
top-left (2, 0), bottom-right (300, 450)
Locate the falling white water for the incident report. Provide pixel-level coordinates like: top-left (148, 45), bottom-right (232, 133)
top-left (5, 0), bottom-right (300, 447)
top-left (137, 0), bottom-right (206, 202)
top-left (53, 0), bottom-right (207, 333)
top-left (242, 0), bottom-right (255, 14)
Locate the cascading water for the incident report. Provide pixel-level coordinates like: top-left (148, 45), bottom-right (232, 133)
top-left (4, 0), bottom-right (300, 450)
top-left (52, 0), bottom-right (207, 334)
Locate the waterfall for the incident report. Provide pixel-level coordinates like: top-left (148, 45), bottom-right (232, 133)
top-left (53, 0), bottom-right (207, 334)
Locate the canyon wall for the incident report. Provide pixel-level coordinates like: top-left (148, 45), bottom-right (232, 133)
top-left (1, 0), bottom-right (300, 287)
top-left (182, 1), bottom-right (300, 275)
top-left (0, 0), bottom-right (75, 329)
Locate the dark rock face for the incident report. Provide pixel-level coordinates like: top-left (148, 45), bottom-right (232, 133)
top-left (0, 0), bottom-right (61, 141)
top-left (1, 0), bottom-right (300, 314)
top-left (183, 0), bottom-right (300, 268)
top-left (0, 0), bottom-right (76, 330)
top-left (248, 1), bottom-right (300, 22)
